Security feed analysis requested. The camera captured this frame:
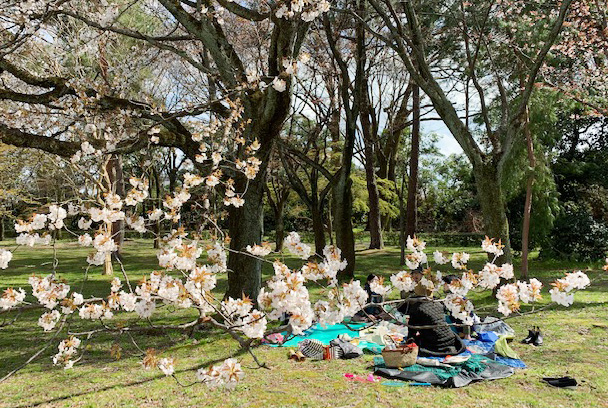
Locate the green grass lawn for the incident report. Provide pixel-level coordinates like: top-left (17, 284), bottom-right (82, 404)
top-left (0, 239), bottom-right (607, 408)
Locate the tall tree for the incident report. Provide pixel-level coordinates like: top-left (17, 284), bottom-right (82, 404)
top-left (366, 0), bottom-right (575, 263)
top-left (405, 81), bottom-right (421, 239)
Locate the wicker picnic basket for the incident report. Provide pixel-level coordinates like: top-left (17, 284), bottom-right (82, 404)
top-left (381, 337), bottom-right (418, 368)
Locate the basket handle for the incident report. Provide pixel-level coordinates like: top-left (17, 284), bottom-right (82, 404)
top-left (383, 334), bottom-right (398, 347)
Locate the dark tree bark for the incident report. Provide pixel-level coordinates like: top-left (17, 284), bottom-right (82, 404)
top-left (399, 169), bottom-right (407, 265)
top-left (322, 3), bottom-right (368, 278)
top-left (520, 104), bottom-right (535, 278)
top-left (360, 78), bottom-right (383, 249)
top-left (226, 172), bottom-right (267, 300)
top-left (331, 168), bottom-right (356, 277)
top-left (274, 203), bottom-right (286, 252)
top-left (310, 200), bottom-right (327, 256)
top-left (475, 162), bottom-right (512, 263)
top-left (405, 82), bottom-right (420, 240)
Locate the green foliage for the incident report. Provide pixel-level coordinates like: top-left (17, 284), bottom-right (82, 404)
top-left (503, 90), bottom-right (561, 250)
top-left (376, 178), bottom-right (399, 219)
top-left (350, 171), bottom-right (369, 217)
top-left (541, 203), bottom-right (608, 261)
top-left (417, 153), bottom-right (479, 232)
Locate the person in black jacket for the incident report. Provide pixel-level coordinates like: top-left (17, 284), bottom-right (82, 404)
top-left (398, 268), bottom-right (466, 356)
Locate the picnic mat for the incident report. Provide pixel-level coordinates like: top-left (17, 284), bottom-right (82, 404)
top-left (268, 322), bottom-right (527, 384)
top-left (373, 353), bottom-right (515, 388)
top-left (268, 323), bottom-right (367, 347)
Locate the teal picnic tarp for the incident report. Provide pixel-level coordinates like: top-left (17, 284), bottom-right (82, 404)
top-left (271, 323), bottom-right (367, 347)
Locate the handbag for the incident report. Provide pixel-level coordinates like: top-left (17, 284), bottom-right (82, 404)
top-left (381, 337), bottom-right (418, 368)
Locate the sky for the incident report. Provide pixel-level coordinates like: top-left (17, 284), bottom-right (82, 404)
top-left (422, 119), bottom-right (464, 156)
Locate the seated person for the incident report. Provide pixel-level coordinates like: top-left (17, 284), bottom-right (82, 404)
top-left (352, 274), bottom-right (384, 321)
top-left (398, 268), bottom-right (466, 357)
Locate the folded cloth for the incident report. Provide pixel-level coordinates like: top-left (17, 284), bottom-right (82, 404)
top-left (477, 332), bottom-right (499, 343)
top-left (474, 317), bottom-right (515, 336)
top-left (416, 357), bottom-right (452, 368)
top-left (494, 334), bottom-right (520, 359)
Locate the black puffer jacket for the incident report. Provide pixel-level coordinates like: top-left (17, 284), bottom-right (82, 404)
top-left (401, 298), bottom-right (466, 357)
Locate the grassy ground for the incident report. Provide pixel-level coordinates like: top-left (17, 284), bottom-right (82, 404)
top-left (0, 239), bottom-right (607, 408)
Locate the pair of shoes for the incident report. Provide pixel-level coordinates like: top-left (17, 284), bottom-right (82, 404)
top-left (541, 376), bottom-right (578, 388)
top-left (520, 326), bottom-right (543, 346)
top-left (288, 349), bottom-right (306, 362)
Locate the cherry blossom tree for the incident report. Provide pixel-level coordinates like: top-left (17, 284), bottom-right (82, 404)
top-left (0, 0), bottom-right (332, 299)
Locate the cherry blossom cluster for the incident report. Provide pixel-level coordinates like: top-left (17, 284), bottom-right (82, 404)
top-left (0, 249), bottom-right (13, 270)
top-left (257, 241), bottom-right (359, 331)
top-left (0, 287), bottom-right (26, 310)
top-left (53, 336), bottom-right (81, 369)
top-left (221, 297), bottom-right (267, 339)
top-left (283, 232), bottom-right (313, 259)
top-left (14, 211), bottom-right (61, 247)
top-left (549, 271), bottom-right (591, 307)
top-left (142, 348), bottom-right (175, 376)
top-left (196, 358), bottom-right (244, 389)
top-left (29, 275), bottom-right (72, 310)
top-left (495, 279), bottom-right (543, 317)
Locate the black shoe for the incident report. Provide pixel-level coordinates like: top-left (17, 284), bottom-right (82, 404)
top-left (521, 329), bottom-right (535, 344)
top-left (532, 326), bottom-right (543, 346)
top-left (542, 376), bottom-right (577, 388)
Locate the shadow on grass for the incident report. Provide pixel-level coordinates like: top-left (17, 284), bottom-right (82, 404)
top-left (11, 347), bottom-right (252, 408)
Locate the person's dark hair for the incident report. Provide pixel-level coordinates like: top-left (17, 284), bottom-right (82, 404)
top-left (412, 266), bottom-right (424, 275)
top-left (366, 273), bottom-right (377, 283)
top-left (442, 274), bottom-right (459, 284)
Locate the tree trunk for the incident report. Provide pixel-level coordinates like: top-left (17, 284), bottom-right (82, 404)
top-left (327, 202), bottom-right (334, 246)
top-left (332, 170), bottom-right (356, 278)
top-left (151, 167), bottom-right (161, 249)
top-left (474, 162), bottom-right (512, 263)
top-left (360, 102), bottom-right (383, 249)
top-left (364, 149), bottom-right (383, 249)
top-left (225, 37), bottom-right (293, 299)
top-left (0, 216), bottom-right (4, 241)
top-left (521, 106), bottom-right (536, 279)
top-left (311, 202), bottom-right (326, 256)
top-left (405, 83), bottom-right (420, 240)
top-left (106, 154), bottom-right (125, 254)
top-left (359, 68), bottom-right (383, 249)
top-left (226, 174), bottom-right (265, 300)
top-left (274, 202), bottom-right (286, 252)
top-left (102, 153), bottom-right (125, 275)
top-left (399, 170), bottom-right (407, 266)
